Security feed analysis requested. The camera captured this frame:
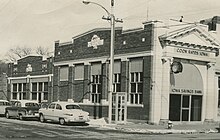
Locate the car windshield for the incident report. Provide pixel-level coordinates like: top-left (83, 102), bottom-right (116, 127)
top-left (25, 102), bottom-right (39, 107)
top-left (66, 104), bottom-right (81, 110)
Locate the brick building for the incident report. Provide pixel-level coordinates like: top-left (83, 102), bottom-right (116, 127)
top-left (53, 24), bottom-right (153, 123)
top-left (7, 55), bottom-right (53, 103)
top-left (5, 19), bottom-right (220, 124)
top-left (53, 20), bottom-right (220, 124)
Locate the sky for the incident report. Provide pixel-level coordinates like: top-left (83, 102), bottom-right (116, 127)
top-left (0, 0), bottom-right (220, 59)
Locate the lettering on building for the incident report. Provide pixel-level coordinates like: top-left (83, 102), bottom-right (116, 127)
top-left (176, 48), bottom-right (209, 57)
top-left (171, 88), bottom-right (202, 94)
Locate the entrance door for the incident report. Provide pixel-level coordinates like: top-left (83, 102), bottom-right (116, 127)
top-left (112, 92), bottom-right (127, 124)
top-left (169, 94), bottom-right (202, 121)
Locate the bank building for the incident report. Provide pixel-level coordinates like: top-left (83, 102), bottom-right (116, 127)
top-left (7, 17), bottom-right (220, 124)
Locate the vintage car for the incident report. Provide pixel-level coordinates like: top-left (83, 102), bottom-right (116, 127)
top-left (39, 101), bottom-right (90, 125)
top-left (5, 100), bottom-right (40, 120)
top-left (0, 100), bottom-right (11, 116)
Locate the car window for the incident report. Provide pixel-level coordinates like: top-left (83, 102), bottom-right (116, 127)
top-left (56, 104), bottom-right (62, 110)
top-left (0, 102), bottom-right (3, 106)
top-left (16, 102), bottom-right (21, 107)
top-left (25, 103), bottom-right (39, 107)
top-left (4, 102), bottom-right (10, 106)
top-left (0, 102), bottom-right (10, 106)
top-left (66, 104), bottom-right (81, 110)
top-left (48, 103), bottom-right (55, 109)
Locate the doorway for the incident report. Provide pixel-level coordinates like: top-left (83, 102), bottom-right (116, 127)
top-left (112, 92), bottom-right (127, 124)
top-left (169, 94), bottom-right (202, 121)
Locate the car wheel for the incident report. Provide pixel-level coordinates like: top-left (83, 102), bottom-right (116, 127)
top-left (19, 114), bottom-right (23, 120)
top-left (39, 114), bottom-right (45, 123)
top-left (59, 118), bottom-right (65, 125)
top-left (5, 112), bottom-right (10, 119)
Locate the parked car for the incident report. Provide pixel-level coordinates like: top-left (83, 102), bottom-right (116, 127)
top-left (0, 100), bottom-right (11, 116)
top-left (5, 100), bottom-right (40, 120)
top-left (39, 101), bottom-right (90, 125)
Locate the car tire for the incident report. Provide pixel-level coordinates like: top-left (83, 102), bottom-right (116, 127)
top-left (5, 112), bottom-right (10, 119)
top-left (19, 114), bottom-right (23, 120)
top-left (59, 118), bottom-right (65, 125)
top-left (39, 114), bottom-right (45, 123)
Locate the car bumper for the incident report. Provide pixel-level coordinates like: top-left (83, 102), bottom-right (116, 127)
top-left (24, 113), bottom-right (39, 118)
top-left (65, 116), bottom-right (90, 123)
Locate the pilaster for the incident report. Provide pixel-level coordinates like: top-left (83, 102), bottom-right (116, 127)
top-left (160, 57), bottom-right (173, 124)
top-left (205, 62), bottom-right (216, 122)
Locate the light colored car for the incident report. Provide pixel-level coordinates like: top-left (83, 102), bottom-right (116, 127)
top-left (39, 101), bottom-right (90, 125)
top-left (0, 100), bottom-right (10, 115)
top-left (5, 100), bottom-right (40, 120)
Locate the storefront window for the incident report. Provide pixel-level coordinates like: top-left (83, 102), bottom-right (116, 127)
top-left (169, 94), bottom-right (202, 121)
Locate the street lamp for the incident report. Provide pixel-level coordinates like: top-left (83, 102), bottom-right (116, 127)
top-left (82, 0), bottom-right (122, 124)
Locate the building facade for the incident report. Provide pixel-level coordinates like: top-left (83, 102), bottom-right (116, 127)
top-left (5, 20), bottom-right (220, 124)
top-left (53, 21), bottom-right (220, 124)
top-left (7, 55), bottom-right (53, 103)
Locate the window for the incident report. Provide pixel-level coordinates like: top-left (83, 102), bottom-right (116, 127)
top-left (91, 63), bottom-right (101, 103)
top-left (74, 64), bottom-right (84, 80)
top-left (12, 93), bottom-right (17, 100)
top-left (66, 105), bottom-right (81, 109)
top-left (56, 104), bottom-right (62, 110)
top-left (32, 93), bottom-right (37, 100)
top-left (43, 82), bottom-right (49, 100)
top-left (129, 59), bottom-right (143, 104)
top-left (113, 62), bottom-right (121, 92)
top-left (31, 82), bottom-right (37, 100)
top-left (48, 103), bottom-right (55, 109)
top-left (113, 73), bottom-right (121, 92)
top-left (31, 82), bottom-right (49, 101)
top-left (12, 83), bottom-right (27, 100)
top-left (60, 66), bottom-right (69, 81)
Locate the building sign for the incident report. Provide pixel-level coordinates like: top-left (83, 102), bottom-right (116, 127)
top-left (171, 88), bottom-right (202, 94)
top-left (88, 35), bottom-right (104, 49)
top-left (175, 48), bottom-right (209, 57)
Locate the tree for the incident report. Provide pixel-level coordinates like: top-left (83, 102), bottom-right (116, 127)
top-left (5, 46), bottom-right (32, 62)
top-left (0, 60), bottom-right (7, 74)
top-left (36, 46), bottom-right (50, 56)
top-left (4, 46), bottom-right (53, 63)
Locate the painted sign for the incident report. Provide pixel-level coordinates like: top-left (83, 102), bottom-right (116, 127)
top-left (171, 88), bottom-right (202, 94)
top-left (175, 48), bottom-right (209, 57)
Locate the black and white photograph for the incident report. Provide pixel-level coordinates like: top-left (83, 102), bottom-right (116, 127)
top-left (1, 0), bottom-right (220, 139)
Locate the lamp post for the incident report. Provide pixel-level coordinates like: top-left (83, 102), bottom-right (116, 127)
top-left (82, 0), bottom-right (122, 124)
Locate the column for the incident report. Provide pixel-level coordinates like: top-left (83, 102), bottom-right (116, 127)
top-left (83, 62), bottom-right (91, 103)
top-left (160, 57), bottom-right (172, 124)
top-left (121, 58), bottom-right (129, 93)
top-left (205, 62), bottom-right (216, 122)
top-left (101, 60), bottom-right (108, 105)
top-left (68, 65), bottom-right (74, 100)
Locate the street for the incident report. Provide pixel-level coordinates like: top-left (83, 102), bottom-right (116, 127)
top-left (0, 117), bottom-right (220, 140)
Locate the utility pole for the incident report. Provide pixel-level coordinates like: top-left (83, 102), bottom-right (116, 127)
top-left (82, 0), bottom-right (122, 124)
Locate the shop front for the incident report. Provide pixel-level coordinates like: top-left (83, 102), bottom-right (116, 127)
top-left (169, 61), bottom-right (203, 121)
top-left (156, 24), bottom-right (220, 124)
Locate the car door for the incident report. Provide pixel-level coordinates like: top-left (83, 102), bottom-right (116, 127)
top-left (44, 103), bottom-right (56, 120)
top-left (10, 101), bottom-right (20, 117)
top-left (53, 103), bottom-right (62, 122)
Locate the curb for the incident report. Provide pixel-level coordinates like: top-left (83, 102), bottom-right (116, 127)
top-left (113, 127), bottom-right (219, 134)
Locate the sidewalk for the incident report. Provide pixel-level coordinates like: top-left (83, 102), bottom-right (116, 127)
top-left (88, 118), bottom-right (220, 134)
